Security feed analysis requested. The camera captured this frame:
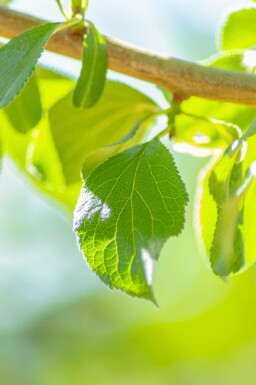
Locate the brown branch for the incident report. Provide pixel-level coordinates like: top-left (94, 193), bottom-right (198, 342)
top-left (1, 6), bottom-right (256, 107)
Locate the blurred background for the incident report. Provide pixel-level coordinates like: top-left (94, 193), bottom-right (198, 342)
top-left (1, 0), bottom-right (256, 384)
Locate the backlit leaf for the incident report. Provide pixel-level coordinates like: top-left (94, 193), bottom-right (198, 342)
top-left (220, 8), bottom-right (256, 51)
top-left (198, 120), bottom-right (256, 276)
top-left (74, 138), bottom-right (188, 299)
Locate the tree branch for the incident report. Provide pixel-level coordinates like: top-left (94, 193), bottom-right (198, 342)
top-left (1, 6), bottom-right (256, 107)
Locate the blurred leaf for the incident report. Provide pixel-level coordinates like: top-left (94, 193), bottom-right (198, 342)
top-left (73, 21), bottom-right (108, 108)
top-left (202, 50), bottom-right (255, 72)
top-left (0, 111), bottom-right (33, 169)
top-left (198, 120), bottom-right (256, 276)
top-left (36, 66), bottom-right (74, 110)
top-left (4, 74), bottom-right (42, 133)
top-left (220, 8), bottom-right (256, 51)
top-left (238, 133), bottom-right (256, 269)
top-left (197, 159), bottom-right (218, 258)
top-left (82, 116), bottom-right (155, 178)
top-left (0, 23), bottom-right (60, 108)
top-left (209, 156), bottom-right (244, 276)
top-left (74, 138), bottom-right (188, 299)
top-left (49, 81), bottom-right (158, 184)
top-left (174, 114), bottom-right (241, 157)
top-left (28, 116), bottom-right (65, 188)
top-left (0, 65), bottom-right (80, 211)
top-left (175, 51), bottom-right (256, 156)
top-left (210, 163), bottom-right (256, 276)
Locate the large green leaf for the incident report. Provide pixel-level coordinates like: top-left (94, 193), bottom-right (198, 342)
top-left (74, 138), bottom-right (188, 299)
top-left (49, 81), bottom-right (158, 184)
top-left (0, 65), bottom-right (80, 211)
top-left (4, 74), bottom-right (42, 133)
top-left (73, 21), bottom-right (108, 108)
top-left (0, 23), bottom-right (60, 108)
top-left (220, 8), bottom-right (256, 51)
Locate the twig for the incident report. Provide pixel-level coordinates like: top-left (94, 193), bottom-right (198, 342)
top-left (1, 6), bottom-right (256, 107)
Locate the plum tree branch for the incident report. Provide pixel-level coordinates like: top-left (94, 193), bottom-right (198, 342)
top-left (1, 6), bottom-right (256, 107)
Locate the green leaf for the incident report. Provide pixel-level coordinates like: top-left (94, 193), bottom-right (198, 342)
top-left (0, 65), bottom-right (80, 212)
top-left (49, 81), bottom-right (158, 184)
top-left (197, 157), bottom-right (242, 276)
top-left (201, 50), bottom-right (254, 72)
top-left (74, 138), bottom-right (188, 299)
top-left (175, 51), bottom-right (256, 156)
top-left (4, 74), bottom-right (42, 133)
top-left (220, 8), bottom-right (256, 51)
top-left (210, 164), bottom-right (256, 276)
top-left (209, 155), bottom-right (243, 276)
top-left (0, 22), bottom-right (60, 109)
top-left (238, 133), bottom-right (256, 270)
top-left (73, 21), bottom-right (108, 108)
top-left (174, 113), bottom-right (241, 157)
top-left (198, 120), bottom-right (256, 277)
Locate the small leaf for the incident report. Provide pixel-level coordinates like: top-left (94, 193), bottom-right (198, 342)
top-left (73, 21), bottom-right (108, 108)
top-left (0, 22), bottom-right (60, 109)
top-left (220, 8), bottom-right (256, 51)
top-left (74, 138), bottom-right (188, 299)
top-left (4, 74), bottom-right (42, 133)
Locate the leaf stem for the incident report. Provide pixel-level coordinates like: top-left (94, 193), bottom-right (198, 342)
top-left (55, 0), bottom-right (69, 20)
top-left (55, 14), bottom-right (83, 32)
